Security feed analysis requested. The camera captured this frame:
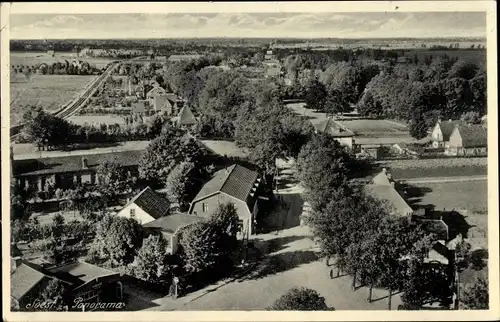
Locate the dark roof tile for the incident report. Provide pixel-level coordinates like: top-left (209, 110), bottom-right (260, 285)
top-left (456, 124), bottom-right (487, 148)
top-left (128, 187), bottom-right (170, 219)
top-left (143, 213), bottom-right (205, 233)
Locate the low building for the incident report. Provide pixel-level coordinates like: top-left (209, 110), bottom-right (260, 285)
top-left (172, 105), bottom-right (197, 127)
top-left (429, 119), bottom-right (461, 148)
top-left (265, 66), bottom-right (282, 79)
top-left (116, 187), bottom-right (171, 225)
top-left (446, 124), bottom-right (487, 156)
top-left (152, 93), bottom-right (182, 115)
top-left (13, 150), bottom-right (142, 192)
top-left (392, 142), bottom-right (418, 157)
top-left (10, 260), bottom-right (124, 312)
top-left (364, 169), bottom-right (413, 217)
top-left (146, 86), bottom-right (167, 105)
top-left (312, 118), bottom-right (355, 148)
top-left (142, 213), bottom-right (206, 254)
top-left (188, 164), bottom-right (263, 238)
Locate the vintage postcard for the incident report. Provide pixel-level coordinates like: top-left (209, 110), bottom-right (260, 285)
top-left (1, 1), bottom-right (498, 321)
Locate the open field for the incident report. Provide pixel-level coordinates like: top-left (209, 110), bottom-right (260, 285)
top-left (410, 180), bottom-right (487, 212)
top-left (339, 119), bottom-right (408, 134)
top-left (12, 140), bottom-right (150, 160)
top-left (200, 140), bottom-right (249, 158)
top-left (10, 74), bottom-right (96, 125)
top-left (68, 114), bottom-right (128, 125)
top-left (403, 49), bottom-right (486, 65)
top-left (10, 52), bottom-right (116, 69)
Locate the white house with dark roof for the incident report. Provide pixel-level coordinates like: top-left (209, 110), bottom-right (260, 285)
top-left (146, 86), bottom-right (167, 105)
top-left (116, 186), bottom-right (170, 224)
top-left (429, 119), bottom-right (462, 148)
top-left (188, 164), bottom-right (263, 237)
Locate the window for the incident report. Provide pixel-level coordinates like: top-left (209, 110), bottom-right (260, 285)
top-left (202, 203), bottom-right (208, 212)
top-left (130, 208), bottom-right (136, 218)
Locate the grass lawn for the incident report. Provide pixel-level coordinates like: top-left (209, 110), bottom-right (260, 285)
top-left (10, 74), bottom-right (96, 125)
top-left (10, 52), bottom-right (115, 69)
top-left (339, 119), bottom-right (408, 133)
top-left (411, 180), bottom-right (488, 212)
top-left (68, 114), bottom-right (128, 125)
top-left (200, 140), bottom-right (249, 158)
top-left (32, 210), bottom-right (84, 226)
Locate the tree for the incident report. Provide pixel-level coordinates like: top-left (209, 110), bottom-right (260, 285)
top-left (96, 159), bottom-right (127, 199)
top-left (88, 215), bottom-right (143, 267)
top-left (36, 279), bottom-right (68, 311)
top-left (304, 77), bottom-right (327, 111)
top-left (324, 88), bottom-right (351, 116)
top-left (268, 287), bottom-right (330, 310)
top-left (178, 204), bottom-right (239, 279)
top-left (460, 276), bottom-right (489, 310)
top-left (129, 234), bottom-right (172, 284)
top-left (296, 133), bottom-right (357, 210)
top-left (164, 161), bottom-right (198, 210)
top-left (139, 127), bottom-right (205, 183)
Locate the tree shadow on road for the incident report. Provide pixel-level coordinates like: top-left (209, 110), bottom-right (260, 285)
top-left (243, 250), bottom-right (319, 280)
top-left (252, 235), bottom-right (310, 256)
top-left (258, 193), bottom-right (304, 233)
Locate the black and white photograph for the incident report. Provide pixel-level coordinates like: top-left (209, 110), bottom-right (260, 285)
top-left (1, 1), bottom-right (498, 320)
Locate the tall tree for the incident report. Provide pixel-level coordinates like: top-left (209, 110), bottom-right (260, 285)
top-left (304, 77), bottom-right (327, 111)
top-left (129, 234), bottom-right (172, 284)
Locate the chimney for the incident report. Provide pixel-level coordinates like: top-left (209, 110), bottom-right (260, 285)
top-left (382, 168), bottom-right (387, 174)
top-left (82, 157), bottom-right (88, 169)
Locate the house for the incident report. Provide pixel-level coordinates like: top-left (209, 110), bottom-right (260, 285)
top-left (264, 49), bottom-right (277, 61)
top-left (12, 150), bottom-right (143, 192)
top-left (446, 124), bottom-right (487, 156)
top-left (188, 164), bottom-right (263, 238)
top-left (392, 142), bottom-right (418, 157)
top-left (116, 187), bottom-right (170, 225)
top-left (357, 144), bottom-right (382, 160)
top-left (429, 119), bottom-right (462, 148)
top-left (142, 213), bottom-right (206, 254)
top-left (172, 105), bottom-right (197, 127)
top-left (312, 118), bottom-right (355, 148)
top-left (10, 260), bottom-right (124, 312)
top-left (364, 168), bottom-right (413, 217)
top-left (146, 86), bottom-right (167, 104)
top-left (152, 93), bottom-right (182, 115)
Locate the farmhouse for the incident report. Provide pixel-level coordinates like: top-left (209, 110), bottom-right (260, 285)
top-left (146, 86), bottom-right (167, 104)
top-left (446, 124), bottom-right (487, 156)
top-left (364, 168), bottom-right (413, 217)
top-left (12, 150), bottom-right (142, 192)
top-left (172, 105), bottom-right (197, 127)
top-left (142, 213), bottom-right (206, 254)
top-left (429, 119), bottom-right (461, 148)
top-left (312, 118), bottom-right (355, 148)
top-left (116, 187), bottom-right (171, 225)
top-left (188, 164), bottom-right (263, 238)
top-left (152, 93), bottom-right (182, 115)
top-left (10, 260), bottom-right (124, 312)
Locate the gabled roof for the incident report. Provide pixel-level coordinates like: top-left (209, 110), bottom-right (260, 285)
top-left (438, 120), bottom-right (461, 141)
top-left (143, 213), bottom-right (205, 233)
top-left (11, 262), bottom-right (51, 300)
top-left (13, 150), bottom-right (143, 177)
top-left (371, 170), bottom-right (395, 186)
top-left (455, 124), bottom-right (487, 148)
top-left (177, 105), bottom-right (197, 125)
top-left (125, 187), bottom-right (170, 219)
top-left (146, 86), bottom-right (166, 97)
top-left (313, 118), bottom-right (355, 138)
top-left (191, 165), bottom-right (259, 206)
top-left (49, 261), bottom-right (119, 290)
top-left (364, 185), bottom-right (413, 217)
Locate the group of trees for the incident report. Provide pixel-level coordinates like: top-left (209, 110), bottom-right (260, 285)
top-left (20, 106), bottom-right (170, 149)
top-left (11, 61), bottom-right (97, 76)
top-left (296, 133), bottom-right (450, 309)
top-left (357, 57), bottom-right (486, 139)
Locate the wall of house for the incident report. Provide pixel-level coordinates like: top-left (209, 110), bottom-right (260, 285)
top-left (448, 129), bottom-right (463, 148)
top-left (116, 203), bottom-right (156, 225)
top-left (335, 137), bottom-right (353, 148)
top-left (190, 193), bottom-right (252, 235)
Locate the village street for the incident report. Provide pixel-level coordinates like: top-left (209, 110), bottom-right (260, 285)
top-left (134, 159), bottom-right (403, 311)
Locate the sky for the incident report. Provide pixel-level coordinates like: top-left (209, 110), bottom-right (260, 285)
top-left (10, 12), bottom-right (486, 40)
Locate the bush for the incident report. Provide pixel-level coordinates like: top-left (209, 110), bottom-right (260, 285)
top-left (268, 287), bottom-right (331, 311)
